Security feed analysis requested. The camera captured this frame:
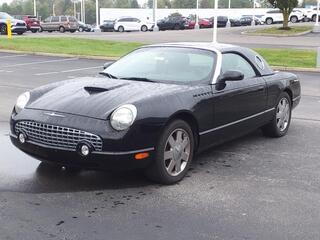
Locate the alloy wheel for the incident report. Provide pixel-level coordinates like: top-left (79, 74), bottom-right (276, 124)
top-left (276, 98), bottom-right (290, 132)
top-left (163, 128), bottom-right (191, 177)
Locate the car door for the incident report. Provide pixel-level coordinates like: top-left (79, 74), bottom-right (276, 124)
top-left (50, 16), bottom-right (60, 30)
top-left (42, 17), bottom-right (51, 30)
top-left (132, 18), bottom-right (141, 31)
top-left (209, 52), bottom-right (267, 141)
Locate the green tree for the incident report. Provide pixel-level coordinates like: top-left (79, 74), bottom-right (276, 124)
top-left (172, 0), bottom-right (196, 8)
top-left (268, 0), bottom-right (298, 29)
top-left (130, 0), bottom-right (140, 8)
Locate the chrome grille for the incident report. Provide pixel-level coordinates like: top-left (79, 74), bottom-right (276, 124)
top-left (15, 121), bottom-right (103, 151)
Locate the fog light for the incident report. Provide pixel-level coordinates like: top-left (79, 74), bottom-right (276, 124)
top-left (135, 152), bottom-right (150, 160)
top-left (80, 144), bottom-right (90, 156)
top-left (18, 133), bottom-right (26, 144)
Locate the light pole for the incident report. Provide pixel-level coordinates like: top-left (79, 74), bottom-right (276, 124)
top-left (153, 0), bottom-right (159, 31)
top-left (213, 0), bottom-right (218, 43)
top-left (313, 0), bottom-right (320, 32)
top-left (96, 0), bottom-right (99, 27)
top-left (33, 0), bottom-right (37, 17)
top-left (195, 0), bottom-right (200, 29)
top-left (251, 0), bottom-right (256, 26)
top-left (228, 0), bottom-right (231, 8)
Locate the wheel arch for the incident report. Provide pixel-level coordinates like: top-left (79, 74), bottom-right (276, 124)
top-left (284, 88), bottom-right (293, 103)
top-left (165, 110), bottom-right (200, 150)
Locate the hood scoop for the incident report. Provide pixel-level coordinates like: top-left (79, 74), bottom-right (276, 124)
top-left (84, 83), bottom-right (128, 95)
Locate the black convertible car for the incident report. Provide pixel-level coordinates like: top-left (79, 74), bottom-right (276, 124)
top-left (10, 43), bottom-right (301, 184)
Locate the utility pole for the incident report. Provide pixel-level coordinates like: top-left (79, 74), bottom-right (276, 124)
top-left (313, 0), bottom-right (320, 32)
top-left (251, 0), bottom-right (256, 26)
top-left (195, 0), bottom-right (200, 29)
top-left (213, 0), bottom-right (218, 43)
top-left (96, 0), bottom-right (99, 26)
top-left (33, 0), bottom-right (37, 17)
top-left (153, 0), bottom-right (159, 31)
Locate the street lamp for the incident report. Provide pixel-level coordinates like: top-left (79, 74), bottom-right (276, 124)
top-left (313, 0), bottom-right (320, 32)
top-left (213, 0), bottom-right (218, 43)
top-left (251, 0), bottom-right (256, 26)
top-left (195, 0), bottom-right (200, 29)
top-left (153, 0), bottom-right (159, 31)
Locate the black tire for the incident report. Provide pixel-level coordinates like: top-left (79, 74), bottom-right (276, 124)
top-left (173, 24), bottom-right (180, 30)
top-left (0, 24), bottom-right (7, 35)
top-left (59, 26), bottom-right (65, 33)
top-left (31, 29), bottom-right (38, 33)
top-left (144, 119), bottom-right (195, 184)
top-left (141, 25), bottom-right (148, 32)
top-left (266, 18), bottom-right (273, 25)
top-left (262, 92), bottom-right (292, 138)
top-left (17, 32), bottom-right (23, 35)
top-left (290, 16), bottom-right (298, 23)
top-left (79, 27), bottom-right (84, 32)
top-left (70, 30), bottom-right (76, 33)
top-left (312, 15), bottom-right (317, 22)
top-left (118, 26), bottom-right (124, 32)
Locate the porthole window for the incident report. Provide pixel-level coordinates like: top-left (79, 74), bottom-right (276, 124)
top-left (255, 55), bottom-right (265, 70)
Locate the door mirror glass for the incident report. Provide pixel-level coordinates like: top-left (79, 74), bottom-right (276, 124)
top-left (219, 70), bottom-right (244, 82)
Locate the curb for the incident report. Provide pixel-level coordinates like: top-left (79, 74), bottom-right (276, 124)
top-left (1, 49), bottom-right (319, 72)
top-left (241, 30), bottom-right (312, 37)
top-left (0, 49), bottom-right (120, 61)
top-left (272, 66), bottom-right (320, 73)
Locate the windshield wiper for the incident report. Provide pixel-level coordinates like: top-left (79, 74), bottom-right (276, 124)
top-left (99, 72), bottom-right (118, 79)
top-left (120, 77), bottom-right (155, 83)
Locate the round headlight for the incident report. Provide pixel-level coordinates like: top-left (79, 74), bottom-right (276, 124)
top-left (110, 104), bottom-right (137, 131)
top-left (15, 92), bottom-right (30, 114)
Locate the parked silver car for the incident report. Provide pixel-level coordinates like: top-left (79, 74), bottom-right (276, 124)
top-left (39, 16), bottom-right (78, 33)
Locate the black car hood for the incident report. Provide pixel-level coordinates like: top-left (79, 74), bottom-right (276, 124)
top-left (27, 77), bottom-right (186, 120)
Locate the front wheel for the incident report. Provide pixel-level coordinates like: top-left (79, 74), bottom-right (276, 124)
top-left (290, 16), bottom-right (298, 23)
top-left (141, 25), bottom-right (148, 32)
top-left (144, 119), bottom-right (195, 184)
top-left (266, 18), bottom-right (273, 25)
top-left (59, 26), bottom-right (65, 33)
top-left (262, 92), bottom-right (292, 138)
top-left (118, 26), bottom-right (124, 32)
top-left (0, 24), bottom-right (7, 35)
top-left (31, 29), bottom-right (38, 33)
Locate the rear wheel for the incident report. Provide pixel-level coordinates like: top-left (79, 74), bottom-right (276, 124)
top-left (118, 26), bottom-right (124, 32)
top-left (31, 29), bottom-right (38, 33)
top-left (144, 119), bottom-right (195, 184)
top-left (262, 92), bottom-right (292, 138)
top-left (0, 24), bottom-right (7, 35)
top-left (141, 25), bottom-right (148, 32)
top-left (266, 18), bottom-right (273, 25)
top-left (17, 32), bottom-right (23, 35)
top-left (290, 16), bottom-right (298, 23)
top-left (312, 15), bottom-right (317, 22)
top-left (59, 26), bottom-right (65, 33)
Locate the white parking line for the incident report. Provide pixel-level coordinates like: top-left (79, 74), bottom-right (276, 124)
top-left (34, 66), bottom-right (101, 76)
top-left (1, 58), bottom-right (79, 68)
top-left (0, 54), bottom-right (27, 59)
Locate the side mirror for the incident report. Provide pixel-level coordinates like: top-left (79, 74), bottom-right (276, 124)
top-left (219, 70), bottom-right (244, 82)
top-left (103, 62), bottom-right (113, 70)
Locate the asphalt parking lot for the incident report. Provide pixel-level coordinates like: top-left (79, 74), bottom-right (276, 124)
top-left (0, 52), bottom-right (320, 239)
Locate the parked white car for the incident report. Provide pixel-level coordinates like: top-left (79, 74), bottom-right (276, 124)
top-left (114, 17), bottom-right (154, 32)
top-left (305, 7), bottom-right (320, 22)
top-left (261, 9), bottom-right (304, 25)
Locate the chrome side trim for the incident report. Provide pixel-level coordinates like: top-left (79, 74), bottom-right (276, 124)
top-left (293, 96), bottom-right (301, 102)
top-left (93, 147), bottom-right (155, 155)
top-left (199, 108), bottom-right (275, 136)
top-left (10, 133), bottom-right (155, 156)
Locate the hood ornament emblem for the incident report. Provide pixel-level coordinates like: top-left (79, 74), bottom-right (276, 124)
top-left (44, 112), bottom-right (66, 118)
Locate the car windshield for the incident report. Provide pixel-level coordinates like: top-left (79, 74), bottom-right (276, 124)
top-left (0, 12), bottom-right (14, 20)
top-left (103, 47), bottom-right (216, 84)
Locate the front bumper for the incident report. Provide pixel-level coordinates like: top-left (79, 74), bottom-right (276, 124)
top-left (10, 108), bottom-right (160, 170)
top-left (11, 26), bottom-right (27, 33)
top-left (10, 134), bottom-right (154, 170)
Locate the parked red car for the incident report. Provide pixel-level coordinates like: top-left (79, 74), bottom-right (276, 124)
top-left (186, 18), bottom-right (213, 29)
top-left (14, 15), bottom-right (40, 33)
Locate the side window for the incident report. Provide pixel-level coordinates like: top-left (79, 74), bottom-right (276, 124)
top-left (44, 17), bottom-right (51, 22)
top-left (51, 16), bottom-right (59, 22)
top-left (61, 16), bottom-right (67, 22)
top-left (69, 17), bottom-right (76, 22)
top-left (221, 53), bottom-right (256, 79)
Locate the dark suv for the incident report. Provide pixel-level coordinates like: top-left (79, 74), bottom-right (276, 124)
top-left (40, 16), bottom-right (78, 33)
top-left (157, 16), bottom-right (187, 30)
top-left (14, 15), bottom-right (40, 33)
